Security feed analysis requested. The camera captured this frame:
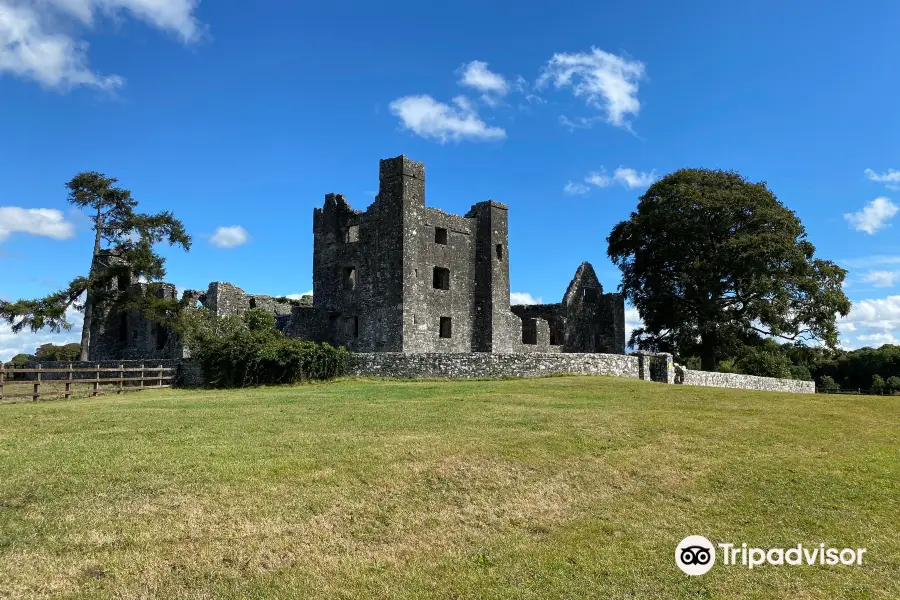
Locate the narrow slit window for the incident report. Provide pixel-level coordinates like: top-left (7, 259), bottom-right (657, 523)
top-left (156, 323), bottom-right (169, 350)
top-left (495, 244), bottom-right (503, 260)
top-left (439, 317), bottom-right (452, 338)
top-left (432, 267), bottom-right (450, 290)
top-left (353, 316), bottom-right (359, 338)
top-left (434, 227), bottom-right (448, 245)
top-left (118, 312), bottom-right (128, 342)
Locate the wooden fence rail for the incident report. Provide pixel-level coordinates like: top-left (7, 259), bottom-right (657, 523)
top-left (0, 363), bottom-right (175, 402)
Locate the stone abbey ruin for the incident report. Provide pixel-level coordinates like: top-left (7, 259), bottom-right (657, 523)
top-left (89, 155), bottom-right (625, 361)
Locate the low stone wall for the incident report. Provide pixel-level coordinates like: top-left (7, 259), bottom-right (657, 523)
top-left (347, 352), bottom-right (641, 379)
top-left (681, 369), bottom-right (815, 394)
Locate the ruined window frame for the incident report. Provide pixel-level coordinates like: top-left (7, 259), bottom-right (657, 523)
top-left (432, 267), bottom-right (450, 291)
top-left (439, 316), bottom-right (452, 338)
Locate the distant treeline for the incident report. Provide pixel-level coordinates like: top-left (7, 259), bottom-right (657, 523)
top-left (678, 340), bottom-right (900, 392)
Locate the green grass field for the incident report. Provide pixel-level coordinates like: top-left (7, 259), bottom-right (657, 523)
top-left (0, 376), bottom-right (897, 599)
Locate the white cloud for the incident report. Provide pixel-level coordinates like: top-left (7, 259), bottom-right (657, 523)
top-left (863, 270), bottom-right (900, 288)
top-left (285, 290), bottom-right (313, 300)
top-left (537, 47), bottom-right (646, 129)
top-left (585, 171), bottom-right (612, 188)
top-left (0, 304), bottom-right (83, 362)
top-left (458, 60), bottom-right (509, 101)
top-left (613, 167), bottom-right (657, 189)
top-left (389, 94), bottom-right (506, 143)
top-left (0, 207), bottom-right (76, 242)
top-left (510, 292), bottom-right (542, 305)
top-left (844, 197), bottom-right (899, 235)
top-left (838, 294), bottom-right (900, 348)
top-left (209, 226), bottom-right (249, 249)
top-left (0, 0), bottom-right (203, 90)
top-left (563, 181), bottom-right (590, 196)
top-left (857, 332), bottom-right (897, 346)
top-left (841, 255), bottom-right (900, 269)
top-left (624, 306), bottom-right (643, 346)
top-left (864, 168), bottom-right (900, 190)
top-left (565, 166), bottom-right (657, 195)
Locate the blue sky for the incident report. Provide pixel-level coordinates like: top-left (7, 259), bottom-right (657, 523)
top-left (2, 0), bottom-right (900, 360)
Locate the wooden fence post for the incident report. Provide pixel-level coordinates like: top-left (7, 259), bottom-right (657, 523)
top-left (93, 363), bottom-right (100, 397)
top-left (139, 363), bottom-right (145, 391)
top-left (0, 364), bottom-right (5, 402)
top-left (118, 364), bottom-right (124, 394)
top-left (158, 364), bottom-right (163, 388)
top-left (33, 363), bottom-right (41, 402)
top-left (65, 363), bottom-right (73, 399)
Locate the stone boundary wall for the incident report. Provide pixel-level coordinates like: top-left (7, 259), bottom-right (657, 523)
top-left (681, 369), bottom-right (815, 394)
top-left (347, 352), bottom-right (641, 379)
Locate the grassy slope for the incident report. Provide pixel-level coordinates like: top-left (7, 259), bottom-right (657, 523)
top-left (0, 377), bottom-right (897, 599)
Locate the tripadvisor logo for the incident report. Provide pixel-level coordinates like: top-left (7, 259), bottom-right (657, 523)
top-left (675, 536), bottom-right (867, 576)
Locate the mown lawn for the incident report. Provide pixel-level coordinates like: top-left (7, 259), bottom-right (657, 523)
top-left (0, 376), bottom-right (897, 599)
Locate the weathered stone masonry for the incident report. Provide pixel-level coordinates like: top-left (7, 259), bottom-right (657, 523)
top-left (89, 155), bottom-right (625, 361)
top-left (83, 154), bottom-right (814, 395)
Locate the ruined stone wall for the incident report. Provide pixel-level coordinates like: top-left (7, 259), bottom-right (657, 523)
top-left (511, 304), bottom-right (565, 346)
top-left (347, 352), bottom-right (641, 379)
top-left (403, 206), bottom-right (477, 352)
top-left (681, 369), bottom-right (815, 394)
top-left (89, 280), bottom-right (184, 362)
top-left (310, 157), bottom-right (417, 352)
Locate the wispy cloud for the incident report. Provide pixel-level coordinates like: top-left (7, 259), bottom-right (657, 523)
top-left (563, 181), bottom-right (590, 196)
top-left (565, 166), bottom-right (657, 195)
top-left (613, 167), bottom-right (657, 189)
top-left (0, 0), bottom-right (204, 90)
top-left (209, 226), bottom-right (250, 249)
top-left (844, 197), bottom-right (898, 235)
top-left (864, 168), bottom-right (900, 191)
top-left (863, 270), bottom-right (900, 288)
top-left (537, 47), bottom-right (646, 129)
top-left (389, 95), bottom-right (505, 143)
top-left (457, 60), bottom-right (509, 106)
top-left (0, 207), bottom-right (76, 242)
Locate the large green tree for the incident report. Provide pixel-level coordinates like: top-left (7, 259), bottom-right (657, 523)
top-left (607, 168), bottom-right (851, 371)
top-left (0, 172), bottom-right (191, 360)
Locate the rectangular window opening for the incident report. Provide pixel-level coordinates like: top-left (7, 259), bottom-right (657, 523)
top-left (345, 225), bottom-right (359, 243)
top-left (353, 316), bottom-right (359, 338)
top-left (344, 266), bottom-right (357, 290)
top-left (439, 316), bottom-right (452, 339)
top-left (432, 267), bottom-right (450, 290)
top-left (583, 288), bottom-right (599, 303)
top-left (495, 244), bottom-right (503, 260)
top-left (434, 227), bottom-right (448, 245)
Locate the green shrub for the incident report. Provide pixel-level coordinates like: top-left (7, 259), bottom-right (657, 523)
top-left (819, 375), bottom-right (840, 392)
top-left (871, 374), bottom-right (886, 393)
top-left (734, 347), bottom-right (792, 379)
top-left (178, 308), bottom-right (349, 388)
top-left (887, 376), bottom-right (900, 394)
top-left (789, 365), bottom-right (813, 381)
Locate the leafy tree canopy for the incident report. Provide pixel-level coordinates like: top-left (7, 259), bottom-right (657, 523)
top-left (608, 168), bottom-right (851, 371)
top-left (0, 172), bottom-right (191, 360)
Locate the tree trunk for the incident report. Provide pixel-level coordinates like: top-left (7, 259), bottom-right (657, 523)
top-left (78, 208), bottom-right (103, 361)
top-left (700, 329), bottom-right (717, 372)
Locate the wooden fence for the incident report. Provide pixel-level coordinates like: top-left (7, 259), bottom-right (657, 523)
top-left (0, 363), bottom-right (175, 402)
